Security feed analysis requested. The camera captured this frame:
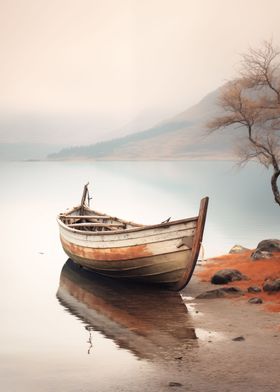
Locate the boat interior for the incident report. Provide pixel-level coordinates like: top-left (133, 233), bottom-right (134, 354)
top-left (58, 184), bottom-right (177, 233)
top-left (59, 206), bottom-right (143, 232)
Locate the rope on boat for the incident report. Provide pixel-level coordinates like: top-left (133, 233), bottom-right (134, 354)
top-left (199, 242), bottom-right (205, 262)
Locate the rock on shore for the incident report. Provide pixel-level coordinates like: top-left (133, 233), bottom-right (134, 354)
top-left (263, 279), bottom-right (280, 292)
top-left (196, 287), bottom-right (244, 299)
top-left (211, 269), bottom-right (248, 284)
top-left (229, 245), bottom-right (250, 254)
top-left (251, 239), bottom-right (280, 260)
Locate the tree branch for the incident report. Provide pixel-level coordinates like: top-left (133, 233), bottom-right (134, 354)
top-left (208, 40), bottom-right (280, 206)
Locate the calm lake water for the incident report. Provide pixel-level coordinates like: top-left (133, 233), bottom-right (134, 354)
top-left (0, 160), bottom-right (279, 391)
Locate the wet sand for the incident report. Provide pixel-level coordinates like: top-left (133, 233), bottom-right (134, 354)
top-left (137, 268), bottom-right (280, 392)
top-left (149, 252), bottom-right (280, 392)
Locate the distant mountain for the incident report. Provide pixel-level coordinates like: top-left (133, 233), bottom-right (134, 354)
top-left (0, 143), bottom-right (67, 161)
top-left (48, 86), bottom-right (239, 161)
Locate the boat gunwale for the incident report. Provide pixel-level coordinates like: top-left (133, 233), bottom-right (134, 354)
top-left (57, 208), bottom-right (199, 236)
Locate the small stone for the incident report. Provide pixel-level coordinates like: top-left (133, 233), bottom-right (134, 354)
top-left (232, 336), bottom-right (245, 341)
top-left (263, 278), bottom-right (280, 292)
top-left (196, 286), bottom-right (244, 299)
top-left (247, 286), bottom-right (262, 293)
top-left (229, 245), bottom-right (250, 254)
top-left (169, 382), bottom-right (183, 387)
top-left (175, 356), bottom-right (182, 360)
top-left (248, 297), bottom-right (263, 304)
top-left (211, 269), bottom-right (248, 284)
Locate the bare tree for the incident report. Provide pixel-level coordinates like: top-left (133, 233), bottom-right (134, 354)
top-left (208, 40), bottom-right (280, 206)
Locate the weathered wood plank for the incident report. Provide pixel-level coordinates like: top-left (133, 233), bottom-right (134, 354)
top-left (61, 235), bottom-right (193, 260)
top-left (61, 215), bottom-right (112, 220)
top-left (68, 222), bottom-right (126, 228)
top-left (59, 221), bottom-right (196, 246)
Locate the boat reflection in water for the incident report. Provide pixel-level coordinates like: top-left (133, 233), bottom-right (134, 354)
top-left (57, 260), bottom-right (197, 361)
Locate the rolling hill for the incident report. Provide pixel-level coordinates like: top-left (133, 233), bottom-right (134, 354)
top-left (48, 86), bottom-right (239, 160)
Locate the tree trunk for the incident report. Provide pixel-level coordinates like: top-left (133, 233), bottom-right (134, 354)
top-left (271, 169), bottom-right (280, 206)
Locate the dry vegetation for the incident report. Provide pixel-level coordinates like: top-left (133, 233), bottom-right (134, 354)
top-left (196, 251), bottom-right (280, 312)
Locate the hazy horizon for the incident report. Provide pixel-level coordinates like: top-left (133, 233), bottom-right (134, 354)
top-left (1, 0), bottom-right (280, 146)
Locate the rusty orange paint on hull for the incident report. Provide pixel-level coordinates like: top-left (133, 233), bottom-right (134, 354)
top-left (60, 236), bottom-right (152, 261)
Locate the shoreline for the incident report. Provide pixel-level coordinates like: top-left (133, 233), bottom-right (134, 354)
top-left (195, 250), bottom-right (280, 312)
top-left (166, 259), bottom-right (280, 390)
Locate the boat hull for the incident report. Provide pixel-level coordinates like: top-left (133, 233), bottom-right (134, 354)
top-left (57, 197), bottom-right (208, 290)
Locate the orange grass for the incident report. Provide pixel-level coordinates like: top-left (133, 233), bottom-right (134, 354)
top-left (196, 251), bottom-right (280, 312)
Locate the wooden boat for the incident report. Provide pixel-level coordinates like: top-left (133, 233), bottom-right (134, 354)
top-left (57, 259), bottom-right (197, 360)
top-left (57, 184), bottom-right (209, 291)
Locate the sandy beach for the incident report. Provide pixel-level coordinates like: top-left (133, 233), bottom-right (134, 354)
top-left (133, 265), bottom-right (279, 391)
top-left (147, 254), bottom-right (280, 392)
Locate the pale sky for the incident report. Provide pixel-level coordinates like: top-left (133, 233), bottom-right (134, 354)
top-left (1, 0), bottom-right (280, 144)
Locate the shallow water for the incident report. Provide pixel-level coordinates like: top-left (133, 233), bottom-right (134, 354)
top-left (0, 160), bottom-right (279, 391)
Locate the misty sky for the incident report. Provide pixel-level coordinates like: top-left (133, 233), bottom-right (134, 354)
top-left (1, 0), bottom-right (280, 144)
